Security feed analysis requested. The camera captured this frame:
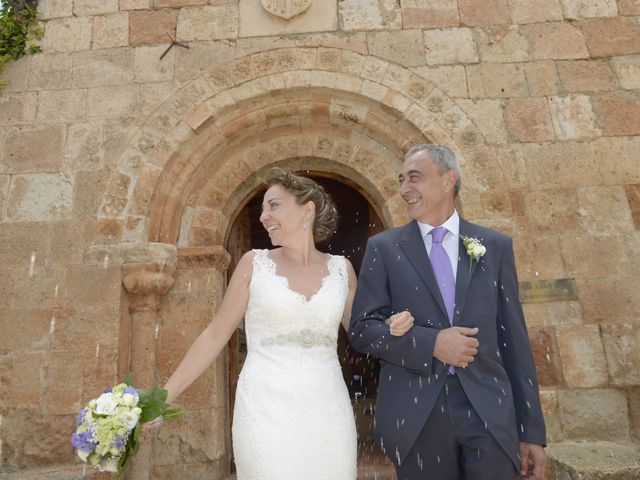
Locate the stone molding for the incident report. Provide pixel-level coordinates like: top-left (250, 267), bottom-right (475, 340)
top-left (177, 245), bottom-right (231, 271)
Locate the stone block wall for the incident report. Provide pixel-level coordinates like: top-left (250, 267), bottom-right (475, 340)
top-left (0, 0), bottom-right (639, 477)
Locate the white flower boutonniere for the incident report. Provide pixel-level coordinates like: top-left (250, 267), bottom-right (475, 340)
top-left (461, 236), bottom-right (486, 272)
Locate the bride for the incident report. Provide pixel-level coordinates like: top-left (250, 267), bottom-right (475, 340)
top-left (159, 172), bottom-right (380, 479)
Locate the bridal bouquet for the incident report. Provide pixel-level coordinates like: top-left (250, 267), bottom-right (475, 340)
top-left (70, 375), bottom-right (181, 476)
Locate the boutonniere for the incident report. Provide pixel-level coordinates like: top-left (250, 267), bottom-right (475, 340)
top-left (461, 236), bottom-right (486, 272)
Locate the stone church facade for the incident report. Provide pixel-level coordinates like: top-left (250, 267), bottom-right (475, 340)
top-left (1, 0), bottom-right (639, 478)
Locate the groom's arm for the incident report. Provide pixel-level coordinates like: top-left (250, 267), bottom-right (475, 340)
top-left (497, 237), bottom-right (547, 446)
top-left (349, 237), bottom-right (439, 377)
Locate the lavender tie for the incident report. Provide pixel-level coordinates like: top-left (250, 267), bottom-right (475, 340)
top-left (429, 227), bottom-right (456, 374)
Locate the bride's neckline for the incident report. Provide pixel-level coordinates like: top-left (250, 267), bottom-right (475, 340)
top-left (264, 251), bottom-right (333, 303)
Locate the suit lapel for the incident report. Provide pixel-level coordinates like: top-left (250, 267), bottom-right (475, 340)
top-left (399, 221), bottom-right (448, 319)
top-left (454, 219), bottom-right (479, 320)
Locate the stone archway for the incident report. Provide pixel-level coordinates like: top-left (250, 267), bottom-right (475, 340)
top-left (97, 48), bottom-right (507, 246)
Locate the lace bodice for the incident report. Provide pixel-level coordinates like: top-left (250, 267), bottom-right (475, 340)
top-left (244, 249), bottom-right (349, 351)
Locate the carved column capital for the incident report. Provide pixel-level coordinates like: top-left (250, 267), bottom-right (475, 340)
top-left (123, 270), bottom-right (175, 312)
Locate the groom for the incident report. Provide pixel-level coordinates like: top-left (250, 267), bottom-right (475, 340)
top-left (349, 144), bottom-right (546, 479)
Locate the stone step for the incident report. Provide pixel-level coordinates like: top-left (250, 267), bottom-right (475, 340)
top-left (545, 441), bottom-right (640, 480)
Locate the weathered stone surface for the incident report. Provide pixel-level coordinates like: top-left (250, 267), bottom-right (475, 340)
top-left (558, 389), bottom-right (630, 440)
top-left (0, 55), bottom-right (30, 93)
top-left (511, 189), bottom-right (580, 236)
top-left (561, 233), bottom-right (639, 280)
top-left (400, 0), bottom-right (459, 29)
top-left (559, 0), bottom-right (618, 19)
top-left (557, 59), bottom-right (616, 91)
top-left (546, 442), bottom-right (640, 480)
top-left (177, 4), bottom-right (238, 41)
top-left (522, 301), bottom-right (582, 328)
top-left (529, 327), bottom-right (564, 387)
top-left (9, 352), bottom-right (47, 411)
top-left (593, 136), bottom-right (640, 184)
top-left (539, 390), bottom-right (564, 442)
top-left (37, 0), bottom-right (73, 19)
top-left (129, 10), bottom-right (178, 46)
top-left (86, 84), bottom-right (140, 117)
top-left (154, 0), bottom-right (207, 6)
top-left (6, 174), bottom-right (73, 221)
top-left (21, 414), bottom-right (76, 466)
top-left (175, 40), bottom-right (236, 82)
top-left (0, 310), bottom-right (52, 353)
top-left (577, 275), bottom-right (639, 324)
top-left (630, 387), bottom-right (640, 441)
top-left (29, 52), bottom-right (73, 90)
top-left (135, 45), bottom-right (175, 82)
top-left (0, 222), bottom-right (50, 267)
top-left (523, 60), bottom-right (561, 96)
top-left (73, 0), bottom-right (118, 15)
top-left (521, 22), bottom-right (589, 59)
top-left (72, 48), bottom-right (135, 87)
top-left (626, 184), bottom-right (640, 231)
top-left (548, 94), bottom-right (601, 140)
top-left (339, 0), bottom-right (401, 31)
top-left (120, 0), bottom-right (150, 9)
top-left (43, 17), bottom-right (93, 53)
top-left (92, 12), bottom-right (129, 50)
top-left (612, 55), bottom-right (640, 89)
top-left (72, 170), bottom-right (108, 217)
top-left (617, 0), bottom-right (640, 14)
top-left (1, 124), bottom-right (66, 174)
top-left (504, 97), bottom-right (555, 142)
top-left (0, 93), bottom-right (37, 125)
top-left (65, 122), bottom-right (104, 171)
top-left (508, 0), bottom-right (563, 23)
top-left (577, 185), bottom-right (634, 235)
top-left (424, 27), bottom-right (479, 65)
top-left (37, 89), bottom-right (87, 122)
top-left (476, 25), bottom-right (531, 63)
top-left (411, 65), bottom-right (467, 97)
top-left (557, 324), bottom-right (609, 387)
top-left (601, 323), bottom-right (640, 386)
top-left (457, 99), bottom-right (507, 144)
top-left (367, 30), bottom-right (424, 67)
top-left (593, 92), bottom-right (640, 136)
top-left (580, 16), bottom-right (640, 57)
top-left (459, 0), bottom-right (510, 26)
top-left (466, 62), bottom-right (528, 97)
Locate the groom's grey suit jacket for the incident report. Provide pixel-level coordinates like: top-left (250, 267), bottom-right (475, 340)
top-left (349, 219), bottom-right (546, 468)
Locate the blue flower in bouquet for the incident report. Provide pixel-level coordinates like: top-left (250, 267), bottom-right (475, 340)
top-left (71, 375), bottom-right (182, 477)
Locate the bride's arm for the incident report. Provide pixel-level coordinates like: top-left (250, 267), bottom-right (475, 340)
top-left (163, 251), bottom-right (254, 403)
top-left (340, 259), bottom-right (357, 331)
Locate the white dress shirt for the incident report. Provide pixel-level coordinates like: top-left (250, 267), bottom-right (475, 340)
top-left (417, 210), bottom-right (460, 280)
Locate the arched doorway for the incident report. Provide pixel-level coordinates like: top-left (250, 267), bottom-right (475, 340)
top-left (224, 171), bottom-right (392, 475)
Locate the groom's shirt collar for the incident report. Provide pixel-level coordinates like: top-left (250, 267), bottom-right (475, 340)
top-left (417, 210), bottom-right (460, 239)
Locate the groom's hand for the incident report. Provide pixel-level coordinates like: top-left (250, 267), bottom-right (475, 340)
top-left (385, 311), bottom-right (414, 336)
top-left (433, 327), bottom-right (479, 367)
top-left (519, 442), bottom-right (545, 479)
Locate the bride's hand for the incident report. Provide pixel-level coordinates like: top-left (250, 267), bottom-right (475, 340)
top-left (139, 416), bottom-right (163, 444)
top-left (385, 311), bottom-right (414, 336)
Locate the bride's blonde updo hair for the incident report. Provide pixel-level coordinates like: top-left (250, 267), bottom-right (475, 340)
top-left (267, 171), bottom-right (338, 242)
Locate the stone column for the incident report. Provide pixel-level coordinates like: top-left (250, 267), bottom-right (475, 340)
top-left (84, 242), bottom-right (178, 480)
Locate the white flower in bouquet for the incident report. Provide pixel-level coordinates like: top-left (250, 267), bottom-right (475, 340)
top-left (95, 392), bottom-right (118, 415)
top-left (71, 376), bottom-right (182, 478)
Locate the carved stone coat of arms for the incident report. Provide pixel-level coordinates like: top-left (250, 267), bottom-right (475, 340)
top-left (261, 0), bottom-right (312, 20)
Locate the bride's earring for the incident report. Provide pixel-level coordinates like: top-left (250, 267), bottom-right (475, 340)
top-left (303, 221), bottom-right (308, 231)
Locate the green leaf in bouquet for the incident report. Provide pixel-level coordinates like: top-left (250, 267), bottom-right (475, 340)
top-left (123, 372), bottom-right (134, 387)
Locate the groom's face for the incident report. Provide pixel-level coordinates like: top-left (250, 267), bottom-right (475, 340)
top-left (399, 151), bottom-right (456, 223)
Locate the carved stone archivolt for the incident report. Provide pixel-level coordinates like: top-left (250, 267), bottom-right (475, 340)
top-left (261, 0), bottom-right (312, 19)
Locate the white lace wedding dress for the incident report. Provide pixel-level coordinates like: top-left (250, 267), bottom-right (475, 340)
top-left (232, 249), bottom-right (357, 480)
